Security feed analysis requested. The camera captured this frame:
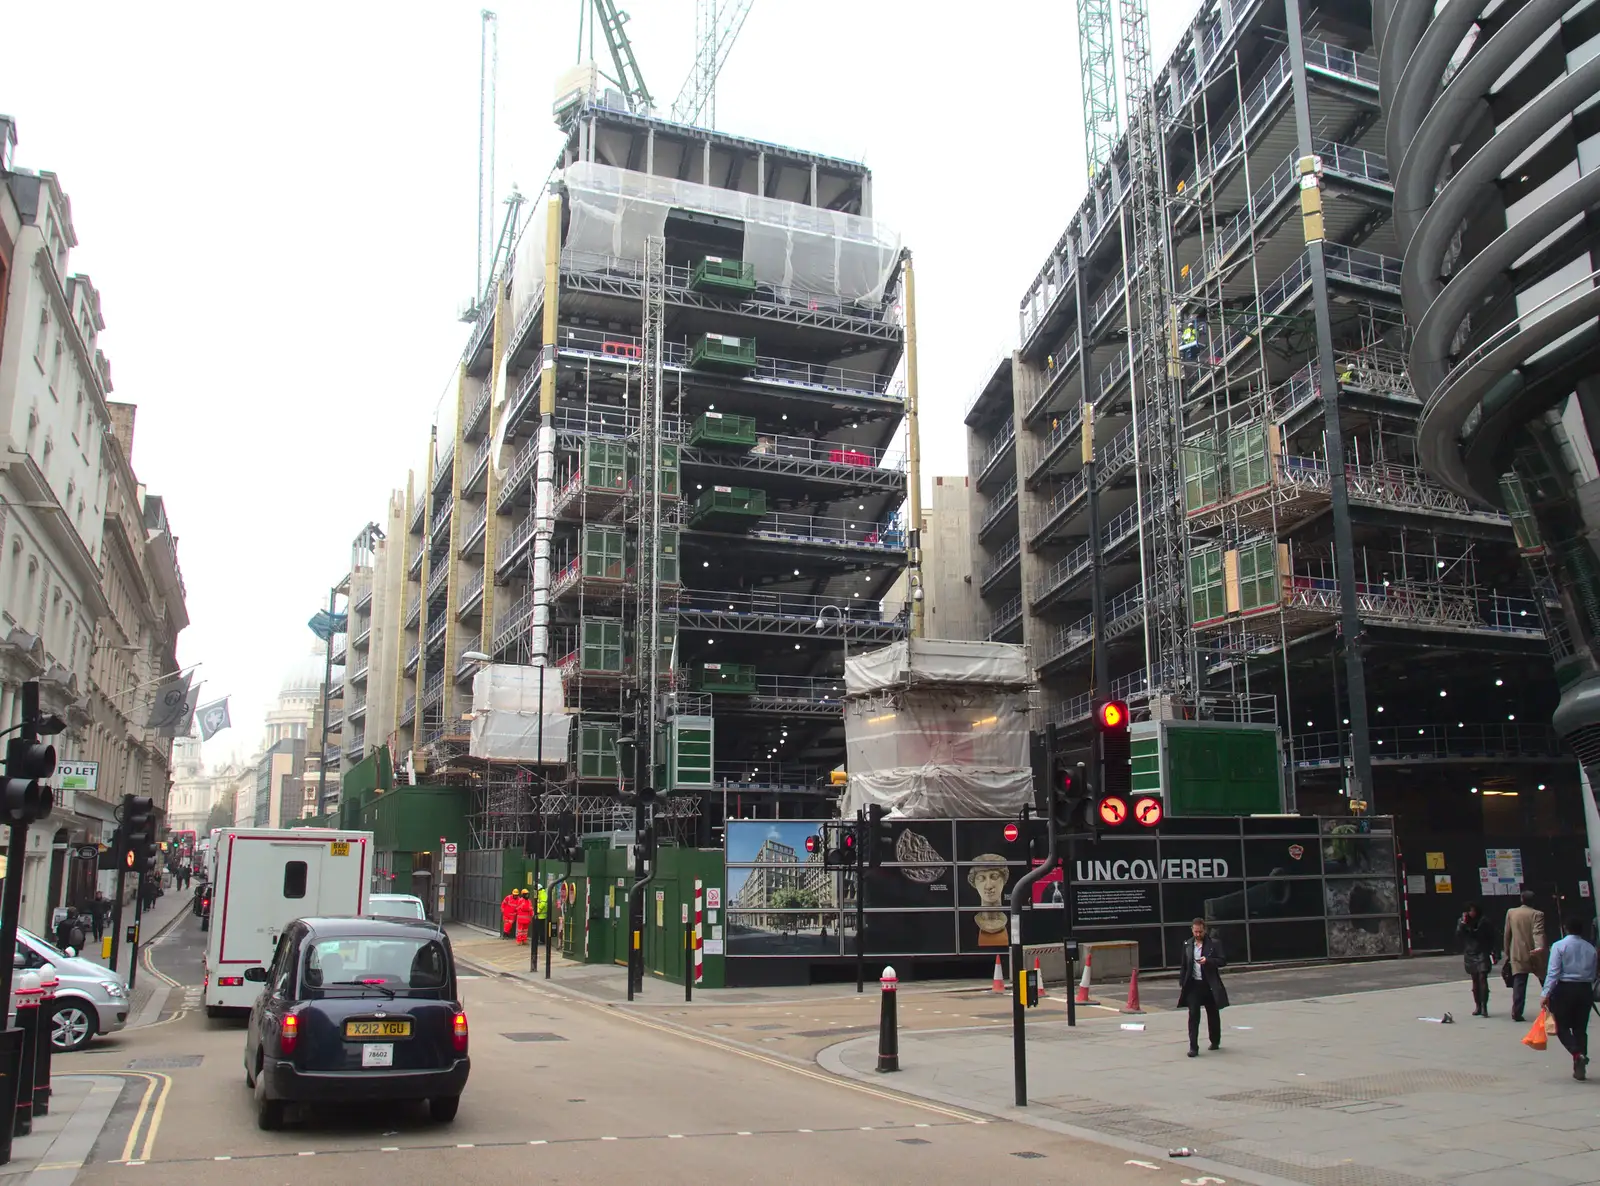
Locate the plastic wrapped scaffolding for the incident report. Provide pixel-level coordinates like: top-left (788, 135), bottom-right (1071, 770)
top-left (558, 162), bottom-right (902, 308)
top-left (468, 664), bottom-right (572, 763)
top-left (839, 639), bottom-right (1034, 820)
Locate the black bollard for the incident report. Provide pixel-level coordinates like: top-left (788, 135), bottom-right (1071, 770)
top-left (32, 975), bottom-right (54, 1117)
top-left (543, 914), bottom-right (553, 979)
top-left (12, 977), bottom-right (41, 1137)
top-left (876, 966), bottom-right (899, 1073)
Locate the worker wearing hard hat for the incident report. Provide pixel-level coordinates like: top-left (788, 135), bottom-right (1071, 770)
top-left (501, 888), bottom-right (520, 940)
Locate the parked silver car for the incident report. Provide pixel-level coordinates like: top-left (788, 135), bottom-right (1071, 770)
top-left (367, 893), bottom-right (428, 921)
top-left (14, 928), bottom-right (130, 1052)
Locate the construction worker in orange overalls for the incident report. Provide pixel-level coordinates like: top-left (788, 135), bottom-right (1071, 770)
top-left (501, 888), bottom-right (519, 940)
top-left (514, 888), bottom-right (534, 944)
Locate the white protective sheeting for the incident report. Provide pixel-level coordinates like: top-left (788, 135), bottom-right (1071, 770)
top-left (839, 767), bottom-right (1034, 821)
top-left (562, 162), bottom-right (902, 307)
top-left (468, 664), bottom-right (571, 762)
top-left (508, 196), bottom-right (551, 339)
top-left (844, 639), bottom-right (1032, 696)
top-left (845, 692), bottom-right (1030, 771)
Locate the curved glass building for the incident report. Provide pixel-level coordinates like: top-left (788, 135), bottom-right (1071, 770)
top-left (1379, 0), bottom-right (1600, 776)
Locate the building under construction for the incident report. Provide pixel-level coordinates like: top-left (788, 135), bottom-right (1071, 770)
top-left (369, 95), bottom-right (912, 869)
top-left (967, 0), bottom-right (1579, 859)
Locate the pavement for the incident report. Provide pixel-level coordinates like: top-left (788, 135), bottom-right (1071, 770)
top-left (75, 887), bottom-right (193, 1026)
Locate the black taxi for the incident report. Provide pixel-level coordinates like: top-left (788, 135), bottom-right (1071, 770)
top-left (243, 916), bottom-right (470, 1130)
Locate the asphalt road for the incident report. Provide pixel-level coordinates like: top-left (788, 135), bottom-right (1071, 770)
top-left (60, 913), bottom-right (1230, 1186)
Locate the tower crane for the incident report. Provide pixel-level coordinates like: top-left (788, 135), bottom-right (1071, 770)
top-left (577, 0), bottom-right (655, 114)
top-left (670, 0), bottom-right (757, 129)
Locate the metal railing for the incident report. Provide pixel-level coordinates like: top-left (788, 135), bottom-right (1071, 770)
top-left (749, 673), bottom-right (846, 707)
top-left (1035, 502), bottom-right (1144, 602)
top-left (556, 323), bottom-right (899, 400)
top-left (1291, 722), bottom-right (1561, 767)
top-left (426, 564), bottom-right (448, 601)
top-left (974, 422), bottom-right (1017, 481)
top-left (421, 671), bottom-right (445, 706)
top-left (466, 438), bottom-right (492, 483)
top-left (980, 476), bottom-right (1019, 534)
top-left (1089, 272), bottom-right (1127, 326)
top-left (980, 535), bottom-right (1021, 587)
top-left (1092, 348), bottom-right (1131, 402)
top-left (710, 762), bottom-right (831, 790)
top-left (497, 515), bottom-right (535, 565)
top-left (677, 588), bottom-right (895, 626)
top-left (461, 505), bottom-right (488, 545)
top-left (353, 627), bottom-right (371, 651)
top-left (400, 695), bottom-right (415, 724)
top-left (746, 512), bottom-right (907, 550)
top-left (987, 594), bottom-right (1023, 639)
top-left (464, 388), bottom-right (491, 437)
top-left (461, 570), bottom-right (484, 607)
top-left (405, 644), bottom-right (420, 670)
top-left (430, 495), bottom-right (454, 537)
top-left (405, 596), bottom-right (421, 627)
top-left (733, 431), bottom-right (906, 472)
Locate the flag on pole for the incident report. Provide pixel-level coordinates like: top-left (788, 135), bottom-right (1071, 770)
top-left (198, 697), bottom-right (232, 741)
top-left (145, 671), bottom-right (192, 731)
top-left (308, 609), bottom-right (348, 642)
top-left (161, 684), bottom-right (201, 739)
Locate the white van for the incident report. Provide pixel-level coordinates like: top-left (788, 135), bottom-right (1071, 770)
top-left (202, 828), bottom-right (372, 1016)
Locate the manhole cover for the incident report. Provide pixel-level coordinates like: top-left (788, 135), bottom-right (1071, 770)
top-left (501, 1032), bottom-right (566, 1042)
top-left (126, 1056), bottom-right (203, 1070)
top-left (1011, 1151), bottom-right (1046, 1160)
top-left (897, 1138), bottom-right (931, 1146)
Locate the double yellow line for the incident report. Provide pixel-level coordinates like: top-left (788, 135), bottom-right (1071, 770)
top-left (54, 1072), bottom-right (172, 1163)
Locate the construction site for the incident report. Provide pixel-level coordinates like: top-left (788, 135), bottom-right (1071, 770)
top-left (309, 0), bottom-right (1594, 954)
top-left (967, 0), bottom-right (1581, 928)
top-left (315, 2), bottom-right (917, 927)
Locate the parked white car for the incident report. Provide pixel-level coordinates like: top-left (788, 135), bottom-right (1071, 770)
top-left (367, 893), bottom-right (428, 921)
top-left (14, 928), bottom-right (130, 1052)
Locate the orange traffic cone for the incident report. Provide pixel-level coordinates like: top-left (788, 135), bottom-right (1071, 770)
top-left (1121, 966), bottom-right (1144, 1014)
top-left (1074, 948), bottom-right (1099, 1005)
top-left (992, 957), bottom-right (1006, 993)
top-left (1034, 956), bottom-right (1048, 998)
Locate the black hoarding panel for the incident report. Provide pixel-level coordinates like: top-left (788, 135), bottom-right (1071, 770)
top-left (1241, 815), bottom-right (1319, 835)
top-left (1245, 835), bottom-right (1321, 878)
top-left (864, 863), bottom-right (954, 909)
top-left (883, 821), bottom-right (960, 867)
top-left (1324, 874), bottom-right (1399, 919)
top-left (847, 910), bottom-right (958, 957)
top-left (1074, 882), bottom-right (1160, 928)
top-left (1162, 878), bottom-right (1248, 923)
top-left (956, 818), bottom-right (1033, 864)
top-left (1328, 916), bottom-right (1402, 958)
top-left (1242, 877), bottom-right (1325, 920)
top-left (1249, 919), bottom-right (1329, 962)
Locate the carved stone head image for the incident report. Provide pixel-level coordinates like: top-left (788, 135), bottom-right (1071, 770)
top-left (968, 855), bottom-right (1010, 947)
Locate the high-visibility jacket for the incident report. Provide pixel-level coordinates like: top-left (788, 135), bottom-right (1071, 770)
top-left (501, 894), bottom-right (517, 922)
top-left (536, 888), bottom-right (549, 920)
top-left (514, 895), bottom-right (534, 922)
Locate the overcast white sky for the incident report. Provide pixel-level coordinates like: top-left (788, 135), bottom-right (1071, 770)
top-left (5, 0), bottom-right (1192, 765)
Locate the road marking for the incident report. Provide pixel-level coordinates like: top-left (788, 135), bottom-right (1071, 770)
top-left (1127, 1160), bottom-right (1162, 1170)
top-left (381, 1147), bottom-right (399, 1152)
top-left (667, 1134), bottom-right (683, 1139)
top-left (139, 1071), bottom-right (173, 1161)
top-left (298, 1150), bottom-right (316, 1156)
top-left (529, 1139), bottom-right (547, 1145)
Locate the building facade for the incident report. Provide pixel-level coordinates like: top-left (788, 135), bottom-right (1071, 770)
top-left (0, 117), bottom-right (187, 930)
top-left (965, 0), bottom-right (1579, 877)
top-left (335, 95), bottom-right (913, 866)
top-left (1379, 0), bottom-right (1600, 895)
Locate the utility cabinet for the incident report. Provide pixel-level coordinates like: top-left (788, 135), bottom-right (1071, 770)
top-left (668, 715), bottom-right (715, 790)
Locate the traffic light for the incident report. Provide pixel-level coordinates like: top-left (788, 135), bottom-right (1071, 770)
top-left (634, 822), bottom-right (656, 865)
top-left (560, 832), bottom-right (584, 862)
top-left (1052, 755), bottom-right (1097, 836)
top-left (2, 737), bottom-right (55, 823)
top-left (824, 821), bottom-right (859, 868)
top-left (1095, 699), bottom-right (1131, 801)
top-left (121, 795), bottom-right (157, 875)
top-left (865, 804), bottom-right (892, 867)
top-left (804, 834), bottom-right (821, 856)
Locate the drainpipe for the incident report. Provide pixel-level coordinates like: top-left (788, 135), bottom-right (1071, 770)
top-left (533, 190), bottom-right (563, 662)
top-left (902, 250), bottom-right (925, 638)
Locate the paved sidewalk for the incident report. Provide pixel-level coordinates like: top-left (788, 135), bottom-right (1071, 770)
top-left (74, 889), bottom-right (192, 1026)
top-left (821, 978), bottom-right (1600, 1186)
top-left (3, 1073), bottom-right (122, 1186)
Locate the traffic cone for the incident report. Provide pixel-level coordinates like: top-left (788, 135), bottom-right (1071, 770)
top-left (992, 957), bottom-right (1005, 993)
top-left (1121, 966), bottom-right (1144, 1014)
top-left (1034, 956), bottom-right (1048, 998)
top-left (1074, 948), bottom-right (1099, 1005)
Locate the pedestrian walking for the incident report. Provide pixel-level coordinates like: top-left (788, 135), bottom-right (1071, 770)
top-left (1540, 915), bottom-right (1598, 1080)
top-left (514, 891), bottom-right (534, 945)
top-left (1457, 902), bottom-right (1497, 1016)
top-left (1503, 889), bottom-right (1548, 1022)
top-left (500, 889), bottom-right (518, 939)
top-left (90, 891), bottom-right (108, 943)
top-left (1177, 917), bottom-right (1229, 1057)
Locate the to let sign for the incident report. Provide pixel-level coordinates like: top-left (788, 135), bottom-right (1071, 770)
top-left (57, 761), bottom-right (98, 792)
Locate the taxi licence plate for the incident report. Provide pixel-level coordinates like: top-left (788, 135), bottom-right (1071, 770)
top-left (345, 1019), bottom-right (411, 1039)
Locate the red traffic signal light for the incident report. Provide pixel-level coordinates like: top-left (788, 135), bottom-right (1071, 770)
top-left (841, 830), bottom-right (857, 851)
top-left (805, 835), bottom-right (820, 854)
top-left (1133, 796), bottom-right (1163, 827)
top-left (124, 848), bottom-right (136, 870)
top-left (1097, 700), bottom-right (1128, 729)
top-left (1097, 796), bottom-right (1129, 826)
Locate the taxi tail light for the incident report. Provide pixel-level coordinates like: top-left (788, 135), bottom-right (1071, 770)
top-left (452, 1011), bottom-right (469, 1055)
top-left (281, 1011), bottom-right (300, 1055)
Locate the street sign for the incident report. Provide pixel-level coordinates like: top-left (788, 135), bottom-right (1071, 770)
top-left (1133, 797), bottom-right (1163, 827)
top-left (1098, 796), bottom-right (1128, 826)
top-left (442, 842), bottom-right (458, 856)
top-left (441, 855), bottom-right (458, 874)
top-left (74, 844), bottom-right (98, 860)
top-left (56, 761), bottom-right (98, 792)
top-left (1002, 822), bottom-right (1020, 843)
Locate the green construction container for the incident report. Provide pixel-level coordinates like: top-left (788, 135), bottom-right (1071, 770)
top-left (626, 618), bottom-right (677, 680)
top-left (625, 529), bottom-right (680, 587)
top-left (689, 485), bottom-right (767, 530)
top-left (578, 618), bottom-right (624, 675)
top-left (689, 332), bottom-right (758, 372)
top-left (687, 411), bottom-right (758, 449)
top-left (689, 255), bottom-right (757, 297)
top-left (581, 525), bottom-right (625, 581)
top-left (692, 662), bottom-right (758, 694)
top-left (581, 439), bottom-right (630, 495)
top-left (575, 721), bottom-right (620, 781)
top-left (627, 442), bottom-right (680, 499)
top-left (669, 715), bottom-right (715, 790)
top-left (1129, 720), bottom-right (1284, 816)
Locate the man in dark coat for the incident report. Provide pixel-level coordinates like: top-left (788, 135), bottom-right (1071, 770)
top-left (1176, 917), bottom-right (1229, 1057)
top-left (1457, 901), bottom-right (1497, 1016)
